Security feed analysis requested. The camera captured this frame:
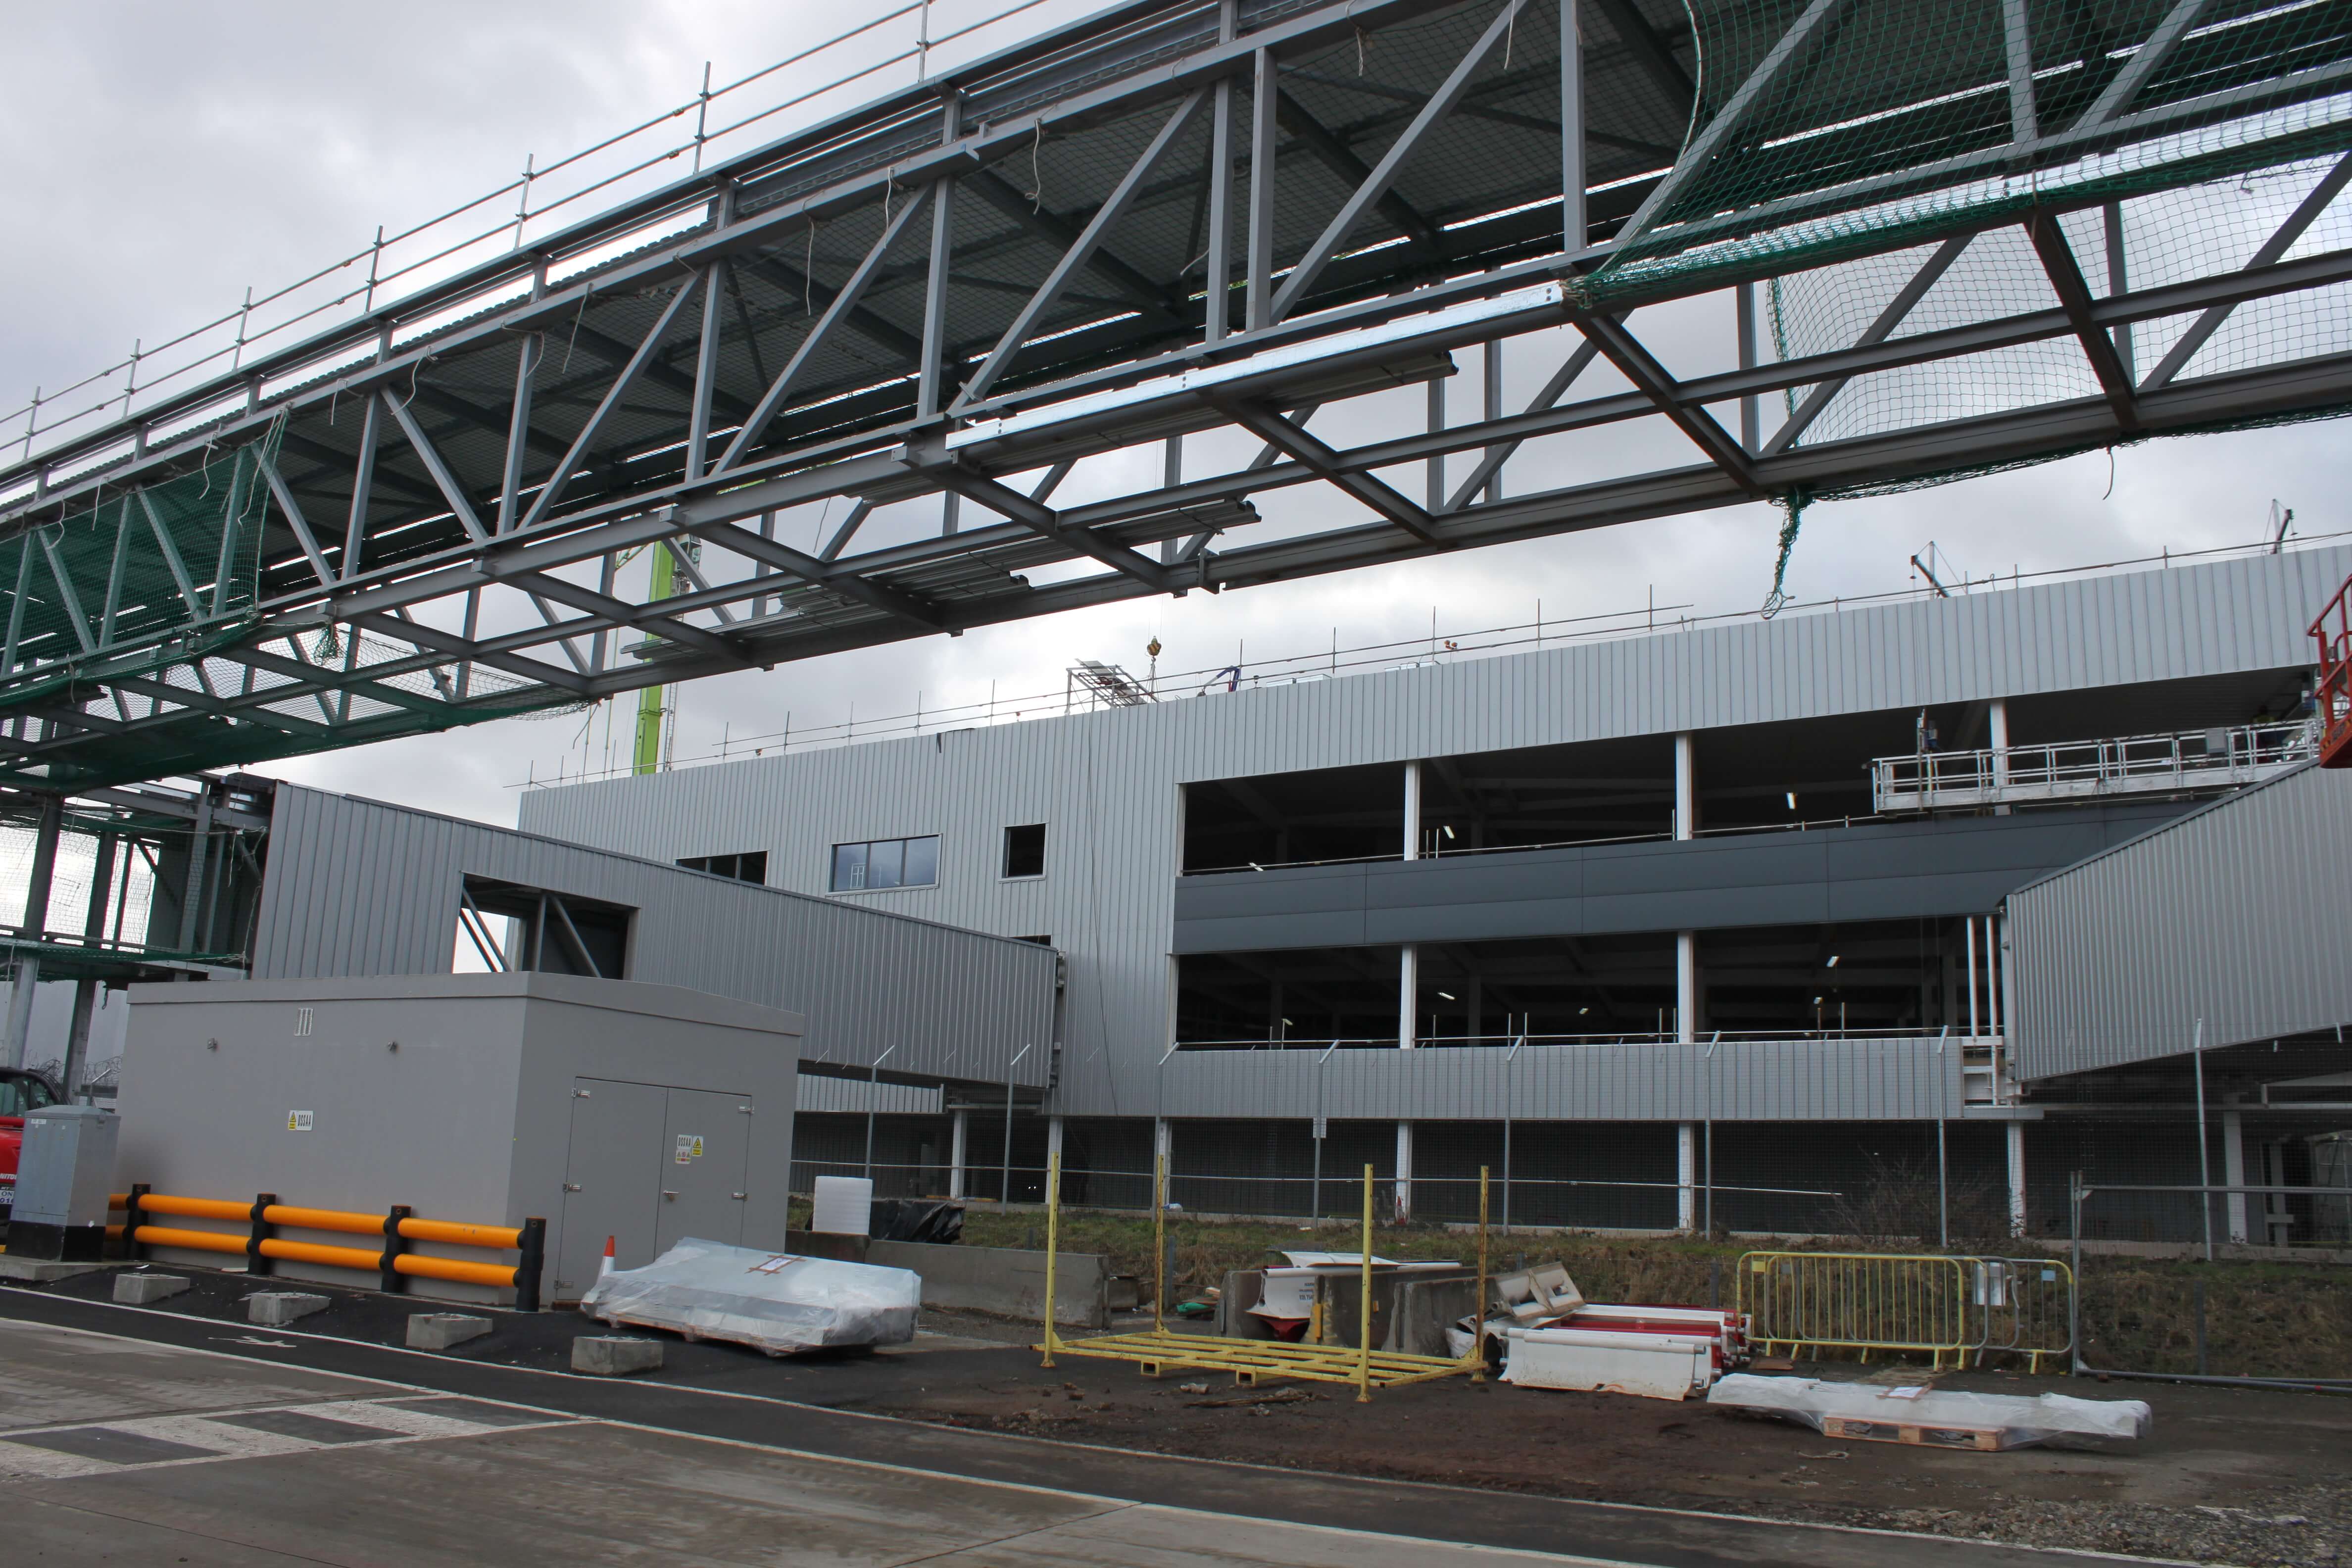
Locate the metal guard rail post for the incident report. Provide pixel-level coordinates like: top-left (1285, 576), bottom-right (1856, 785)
top-left (114, 1189), bottom-right (546, 1311)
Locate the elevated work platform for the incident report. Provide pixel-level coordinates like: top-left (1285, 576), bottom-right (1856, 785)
top-left (1872, 722), bottom-right (2313, 815)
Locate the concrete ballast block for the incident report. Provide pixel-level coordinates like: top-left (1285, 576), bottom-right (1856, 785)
top-left (246, 1292), bottom-right (331, 1327)
top-left (114, 1273), bottom-right (192, 1305)
top-left (406, 1313), bottom-right (493, 1351)
top-left (573, 1336), bottom-right (663, 1375)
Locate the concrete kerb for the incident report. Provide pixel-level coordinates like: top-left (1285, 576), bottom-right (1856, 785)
top-left (407, 1313), bottom-right (493, 1351)
top-left (0, 1255), bottom-right (123, 1284)
top-left (871, 1239), bottom-right (1111, 1329)
top-left (246, 1292), bottom-right (331, 1327)
top-left (573, 1335), bottom-right (664, 1375)
top-left (114, 1272), bottom-right (193, 1305)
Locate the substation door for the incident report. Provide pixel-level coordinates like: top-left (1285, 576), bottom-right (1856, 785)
top-left (552, 1079), bottom-right (754, 1301)
top-left (655, 1087), bottom-right (754, 1254)
top-left (555, 1078), bottom-right (668, 1300)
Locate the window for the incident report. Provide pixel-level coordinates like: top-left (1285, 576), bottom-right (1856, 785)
top-left (458, 877), bottom-right (634, 979)
top-left (830, 835), bottom-right (939, 892)
top-left (0, 1072), bottom-right (56, 1116)
top-left (679, 850), bottom-right (767, 884)
top-left (1003, 823), bottom-right (1046, 879)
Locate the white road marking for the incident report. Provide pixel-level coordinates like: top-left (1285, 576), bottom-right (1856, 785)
top-left (0, 1395), bottom-right (577, 1480)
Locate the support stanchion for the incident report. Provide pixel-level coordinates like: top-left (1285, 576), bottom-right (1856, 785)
top-left (1040, 1151), bottom-right (1061, 1368)
top-left (1472, 1165), bottom-right (1489, 1380)
top-left (1357, 1163), bottom-right (1374, 1403)
top-left (1153, 1152), bottom-right (1168, 1335)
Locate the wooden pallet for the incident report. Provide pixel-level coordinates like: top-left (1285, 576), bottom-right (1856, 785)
top-left (1821, 1414), bottom-right (2003, 1451)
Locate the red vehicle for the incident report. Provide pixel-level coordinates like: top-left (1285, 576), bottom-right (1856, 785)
top-left (0, 1068), bottom-right (63, 1232)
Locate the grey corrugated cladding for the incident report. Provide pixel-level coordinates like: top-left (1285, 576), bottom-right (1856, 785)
top-left (251, 786), bottom-right (1057, 1091)
top-left (1153, 1037), bottom-right (1967, 1121)
top-left (519, 545), bottom-right (2347, 1121)
top-left (2008, 762), bottom-right (2352, 1078)
top-left (1173, 802), bottom-right (2187, 951)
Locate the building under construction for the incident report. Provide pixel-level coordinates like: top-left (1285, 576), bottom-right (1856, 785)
top-left (1, 0), bottom-right (2350, 1248)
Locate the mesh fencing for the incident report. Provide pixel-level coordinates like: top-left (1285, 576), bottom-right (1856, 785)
top-left (1759, 152), bottom-right (2352, 501)
top-left (0, 815), bottom-right (162, 949)
top-left (785, 1112), bottom-right (2022, 1242)
top-left (2069, 1183), bottom-right (2352, 1383)
top-left (1593, 0), bottom-right (2352, 296)
top-left (0, 424), bottom-right (281, 705)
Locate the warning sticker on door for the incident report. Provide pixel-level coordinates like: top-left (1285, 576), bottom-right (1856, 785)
top-left (287, 1111), bottom-right (314, 1132)
top-left (675, 1133), bottom-right (704, 1164)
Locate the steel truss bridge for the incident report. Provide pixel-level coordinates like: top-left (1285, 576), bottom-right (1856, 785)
top-left (2, 0), bottom-right (2350, 790)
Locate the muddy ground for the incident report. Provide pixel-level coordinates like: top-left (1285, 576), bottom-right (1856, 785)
top-left (886, 1308), bottom-right (2352, 1567)
top-left (16, 1265), bottom-right (2350, 1566)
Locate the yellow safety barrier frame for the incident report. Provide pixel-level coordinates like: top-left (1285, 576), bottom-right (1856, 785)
top-left (1740, 1251), bottom-right (1971, 1369)
top-left (1737, 1250), bottom-right (2077, 1373)
top-left (110, 1187), bottom-right (545, 1309)
top-left (1034, 1156), bottom-right (1487, 1401)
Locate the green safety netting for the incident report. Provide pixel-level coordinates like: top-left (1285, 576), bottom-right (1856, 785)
top-left (0, 423), bottom-right (283, 709)
top-left (1589, 0), bottom-right (2352, 298)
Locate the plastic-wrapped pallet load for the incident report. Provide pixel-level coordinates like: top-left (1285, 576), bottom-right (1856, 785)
top-left (1707, 1374), bottom-right (2152, 1451)
top-left (581, 1237), bottom-right (919, 1354)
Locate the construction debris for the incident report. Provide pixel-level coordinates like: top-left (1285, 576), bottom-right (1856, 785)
top-left (1707, 1373), bottom-right (2153, 1451)
top-left (1438, 1263), bottom-right (1754, 1401)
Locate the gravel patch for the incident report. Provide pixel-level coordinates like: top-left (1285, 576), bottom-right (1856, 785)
top-left (1767, 1479), bottom-right (2352, 1566)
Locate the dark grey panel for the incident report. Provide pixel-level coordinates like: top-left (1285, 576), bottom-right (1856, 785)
top-left (1154, 1034), bottom-right (1965, 1121)
top-left (1176, 803), bottom-right (2197, 954)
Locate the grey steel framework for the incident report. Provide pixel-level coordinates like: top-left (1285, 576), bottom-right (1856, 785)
top-left (3, 0), bottom-right (2350, 788)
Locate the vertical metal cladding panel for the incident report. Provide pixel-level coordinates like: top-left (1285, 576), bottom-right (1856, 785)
top-left (1148, 1038), bottom-right (1960, 1121)
top-left (2010, 763), bottom-right (2352, 1078)
top-left (518, 547), bottom-right (2349, 1120)
top-left (251, 787), bottom-right (1056, 1090)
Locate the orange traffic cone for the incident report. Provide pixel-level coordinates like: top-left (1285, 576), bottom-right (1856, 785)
top-left (598, 1236), bottom-right (616, 1279)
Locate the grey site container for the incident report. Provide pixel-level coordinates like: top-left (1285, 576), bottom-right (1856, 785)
top-left (118, 971), bottom-right (802, 1306)
top-left (11, 1106), bottom-right (121, 1259)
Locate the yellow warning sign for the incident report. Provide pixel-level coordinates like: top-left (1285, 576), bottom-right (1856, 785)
top-left (674, 1133), bottom-right (704, 1164)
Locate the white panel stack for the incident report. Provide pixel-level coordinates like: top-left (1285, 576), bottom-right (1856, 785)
top-left (1500, 1326), bottom-right (1718, 1401)
top-left (810, 1175), bottom-right (875, 1236)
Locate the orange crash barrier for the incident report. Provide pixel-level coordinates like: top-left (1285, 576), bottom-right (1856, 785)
top-left (109, 1186), bottom-right (545, 1311)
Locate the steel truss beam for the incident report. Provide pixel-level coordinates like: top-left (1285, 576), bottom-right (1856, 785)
top-left (0, 0), bottom-right (2347, 787)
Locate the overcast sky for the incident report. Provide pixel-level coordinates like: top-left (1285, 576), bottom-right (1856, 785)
top-left (5, 2), bottom-right (2346, 831)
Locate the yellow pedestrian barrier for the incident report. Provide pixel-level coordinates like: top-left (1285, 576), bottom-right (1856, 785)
top-left (1737, 1250), bottom-right (2077, 1372)
top-left (1036, 1157), bottom-right (1487, 1402)
top-left (1739, 1251), bottom-right (1973, 1369)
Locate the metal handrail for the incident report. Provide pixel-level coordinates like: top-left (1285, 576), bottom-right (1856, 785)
top-left (2, 0), bottom-right (1068, 477)
top-left (1172, 1028), bottom-right (1995, 1051)
top-left (1872, 720), bottom-right (2314, 810)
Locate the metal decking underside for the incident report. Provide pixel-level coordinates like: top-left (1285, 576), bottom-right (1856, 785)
top-left (0, 0), bottom-right (2347, 787)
